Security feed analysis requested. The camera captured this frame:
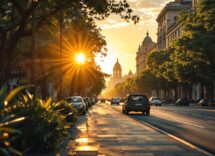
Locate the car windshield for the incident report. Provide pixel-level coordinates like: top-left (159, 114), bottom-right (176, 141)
top-left (112, 98), bottom-right (120, 101)
top-left (152, 97), bottom-right (159, 100)
top-left (67, 97), bottom-right (82, 103)
top-left (129, 96), bottom-right (147, 103)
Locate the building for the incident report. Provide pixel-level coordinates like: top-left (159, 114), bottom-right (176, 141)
top-left (156, 0), bottom-right (192, 51)
top-left (136, 31), bottom-right (156, 75)
top-left (108, 59), bottom-right (123, 89)
top-left (155, 0), bottom-right (192, 100)
top-left (103, 59), bottom-right (134, 98)
top-left (156, 0), bottom-right (215, 101)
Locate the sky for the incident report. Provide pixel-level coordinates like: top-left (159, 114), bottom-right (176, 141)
top-left (95, 0), bottom-right (172, 76)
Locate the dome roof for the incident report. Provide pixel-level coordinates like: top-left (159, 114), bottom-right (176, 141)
top-left (143, 31), bottom-right (153, 44)
top-left (128, 70), bottom-right (133, 75)
top-left (113, 58), bottom-right (122, 71)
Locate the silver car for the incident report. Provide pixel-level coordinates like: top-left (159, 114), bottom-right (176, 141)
top-left (149, 97), bottom-right (162, 106)
top-left (66, 96), bottom-right (87, 114)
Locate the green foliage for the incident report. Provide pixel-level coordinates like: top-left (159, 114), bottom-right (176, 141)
top-left (53, 100), bottom-right (77, 123)
top-left (174, 0), bottom-right (215, 83)
top-left (0, 86), bottom-right (77, 154)
top-left (0, 0), bottom-right (139, 85)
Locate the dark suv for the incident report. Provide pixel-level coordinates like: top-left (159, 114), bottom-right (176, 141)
top-left (122, 94), bottom-right (150, 115)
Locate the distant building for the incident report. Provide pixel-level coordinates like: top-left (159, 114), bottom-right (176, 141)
top-left (156, 0), bottom-right (192, 51)
top-left (136, 31), bottom-right (156, 75)
top-left (108, 59), bottom-right (134, 90)
top-left (108, 59), bottom-right (123, 89)
top-left (124, 70), bottom-right (134, 80)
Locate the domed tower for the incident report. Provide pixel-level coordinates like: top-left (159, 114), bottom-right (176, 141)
top-left (113, 58), bottom-right (122, 79)
top-left (136, 31), bottom-right (156, 75)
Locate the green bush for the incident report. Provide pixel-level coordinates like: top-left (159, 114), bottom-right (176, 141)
top-left (0, 87), bottom-right (77, 154)
top-left (53, 100), bottom-right (77, 123)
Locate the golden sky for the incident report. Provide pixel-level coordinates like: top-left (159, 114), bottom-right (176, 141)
top-left (95, 0), bottom-right (172, 76)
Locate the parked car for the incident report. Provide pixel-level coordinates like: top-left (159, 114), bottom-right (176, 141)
top-left (176, 97), bottom-right (189, 106)
top-left (197, 99), bottom-right (209, 107)
top-left (111, 97), bottom-right (121, 105)
top-left (91, 97), bottom-right (97, 105)
top-left (149, 97), bottom-right (162, 106)
top-left (84, 98), bottom-right (90, 109)
top-left (122, 94), bottom-right (150, 115)
top-left (66, 96), bottom-right (87, 114)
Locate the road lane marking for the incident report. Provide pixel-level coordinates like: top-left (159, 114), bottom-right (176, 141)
top-left (151, 109), bottom-right (206, 129)
top-left (174, 119), bottom-right (205, 129)
top-left (141, 121), bottom-right (214, 156)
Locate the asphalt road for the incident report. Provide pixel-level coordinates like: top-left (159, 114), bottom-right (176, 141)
top-left (110, 103), bottom-right (215, 155)
top-left (70, 103), bottom-right (205, 156)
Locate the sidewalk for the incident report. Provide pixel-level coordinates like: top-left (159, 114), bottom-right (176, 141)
top-left (67, 103), bottom-right (205, 156)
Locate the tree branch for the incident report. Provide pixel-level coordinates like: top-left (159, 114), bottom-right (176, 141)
top-left (9, 0), bottom-right (25, 16)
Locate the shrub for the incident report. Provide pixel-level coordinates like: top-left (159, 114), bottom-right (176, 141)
top-left (0, 87), bottom-right (77, 154)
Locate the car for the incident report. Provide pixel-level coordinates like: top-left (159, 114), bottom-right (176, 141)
top-left (84, 98), bottom-right (90, 109)
top-left (197, 99), bottom-right (209, 107)
top-left (149, 97), bottom-right (162, 106)
top-left (111, 97), bottom-right (121, 105)
top-left (91, 97), bottom-right (97, 105)
top-left (85, 97), bottom-right (93, 106)
top-left (100, 99), bottom-right (106, 103)
top-left (122, 94), bottom-right (150, 115)
top-left (176, 97), bottom-right (189, 106)
top-left (66, 96), bottom-right (87, 114)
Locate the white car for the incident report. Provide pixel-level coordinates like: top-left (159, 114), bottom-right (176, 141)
top-left (149, 97), bottom-right (162, 106)
top-left (111, 98), bottom-right (121, 105)
top-left (66, 96), bottom-right (87, 114)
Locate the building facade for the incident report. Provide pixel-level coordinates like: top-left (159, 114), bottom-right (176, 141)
top-left (136, 32), bottom-right (156, 75)
top-left (108, 59), bottom-right (123, 90)
top-left (156, 0), bottom-right (192, 51)
top-left (156, 0), bottom-right (215, 101)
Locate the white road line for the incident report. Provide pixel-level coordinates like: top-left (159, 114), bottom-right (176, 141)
top-left (109, 104), bottom-right (214, 156)
top-left (174, 119), bottom-right (205, 129)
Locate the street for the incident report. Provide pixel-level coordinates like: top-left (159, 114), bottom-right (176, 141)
top-left (111, 103), bottom-right (215, 155)
top-left (69, 102), bottom-right (208, 156)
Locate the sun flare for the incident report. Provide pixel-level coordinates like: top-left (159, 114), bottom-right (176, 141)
top-left (75, 53), bottom-right (86, 64)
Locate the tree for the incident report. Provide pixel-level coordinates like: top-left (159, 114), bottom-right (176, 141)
top-left (173, 0), bottom-right (215, 99)
top-left (136, 70), bottom-right (164, 97)
top-left (0, 0), bottom-right (139, 86)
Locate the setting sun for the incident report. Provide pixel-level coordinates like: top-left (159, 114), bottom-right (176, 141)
top-left (75, 53), bottom-right (86, 64)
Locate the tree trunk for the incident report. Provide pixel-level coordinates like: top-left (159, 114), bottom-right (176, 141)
top-left (174, 87), bottom-right (178, 101)
top-left (200, 83), bottom-right (204, 99)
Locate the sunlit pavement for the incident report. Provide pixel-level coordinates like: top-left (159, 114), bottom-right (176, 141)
top-left (68, 103), bottom-right (205, 156)
top-left (111, 103), bottom-right (215, 155)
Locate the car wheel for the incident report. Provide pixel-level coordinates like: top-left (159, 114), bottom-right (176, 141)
top-left (146, 110), bottom-right (150, 116)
